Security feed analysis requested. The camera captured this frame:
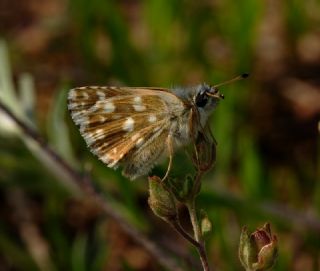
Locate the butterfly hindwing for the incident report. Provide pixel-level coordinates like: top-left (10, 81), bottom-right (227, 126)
top-left (122, 122), bottom-right (171, 179)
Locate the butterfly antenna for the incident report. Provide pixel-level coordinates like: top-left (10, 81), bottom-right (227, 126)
top-left (213, 73), bottom-right (249, 88)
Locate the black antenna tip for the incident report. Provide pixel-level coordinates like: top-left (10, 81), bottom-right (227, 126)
top-left (241, 73), bottom-right (249, 78)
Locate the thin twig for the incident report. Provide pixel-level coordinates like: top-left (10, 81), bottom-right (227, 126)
top-left (170, 219), bottom-right (200, 248)
top-left (187, 200), bottom-right (211, 271)
top-left (170, 218), bottom-right (212, 271)
top-left (0, 100), bottom-right (183, 271)
top-left (168, 207), bottom-right (211, 271)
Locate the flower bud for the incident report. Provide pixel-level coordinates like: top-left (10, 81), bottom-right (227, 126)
top-left (193, 130), bottom-right (216, 172)
top-left (148, 176), bottom-right (178, 222)
top-left (239, 223), bottom-right (278, 271)
top-left (200, 209), bottom-right (212, 236)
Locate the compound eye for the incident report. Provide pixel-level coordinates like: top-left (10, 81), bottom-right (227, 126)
top-left (195, 92), bottom-right (208, 107)
top-left (210, 86), bottom-right (218, 95)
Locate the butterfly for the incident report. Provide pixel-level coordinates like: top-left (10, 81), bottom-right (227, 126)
top-left (68, 74), bottom-right (248, 180)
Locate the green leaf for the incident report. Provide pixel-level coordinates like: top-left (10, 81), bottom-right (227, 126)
top-left (47, 87), bottom-right (78, 167)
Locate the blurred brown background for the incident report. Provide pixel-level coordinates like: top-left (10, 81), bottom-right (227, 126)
top-left (0, 0), bottom-right (319, 270)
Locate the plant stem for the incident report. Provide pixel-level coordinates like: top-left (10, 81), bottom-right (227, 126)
top-left (187, 200), bottom-right (211, 271)
top-left (170, 219), bottom-right (200, 248)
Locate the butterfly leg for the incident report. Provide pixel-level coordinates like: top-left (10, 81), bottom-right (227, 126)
top-left (161, 134), bottom-right (173, 182)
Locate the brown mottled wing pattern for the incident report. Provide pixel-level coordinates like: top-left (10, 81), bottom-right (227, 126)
top-left (68, 86), bottom-right (185, 179)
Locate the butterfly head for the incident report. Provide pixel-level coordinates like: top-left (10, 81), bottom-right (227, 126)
top-left (194, 73), bottom-right (249, 112)
top-left (194, 84), bottom-right (224, 112)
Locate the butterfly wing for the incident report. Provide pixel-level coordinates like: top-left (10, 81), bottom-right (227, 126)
top-left (68, 86), bottom-right (185, 179)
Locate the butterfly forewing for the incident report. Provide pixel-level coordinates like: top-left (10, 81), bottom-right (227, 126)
top-left (68, 86), bottom-right (185, 178)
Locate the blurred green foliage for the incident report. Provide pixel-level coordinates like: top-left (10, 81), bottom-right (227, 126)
top-left (0, 0), bottom-right (320, 270)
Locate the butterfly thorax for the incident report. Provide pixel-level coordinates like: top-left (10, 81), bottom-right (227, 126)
top-left (169, 84), bottom-right (220, 146)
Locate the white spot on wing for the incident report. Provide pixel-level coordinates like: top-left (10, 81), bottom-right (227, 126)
top-left (133, 96), bottom-right (146, 111)
top-left (101, 154), bottom-right (111, 163)
top-left (133, 104), bottom-right (146, 112)
top-left (74, 116), bottom-right (88, 125)
top-left (148, 114), bottom-right (157, 123)
top-left (68, 103), bottom-right (77, 110)
top-left (123, 117), bottom-right (134, 132)
top-left (104, 101), bottom-right (115, 113)
top-left (97, 90), bottom-right (106, 100)
top-left (68, 89), bottom-right (77, 99)
top-left (134, 96), bottom-right (142, 103)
